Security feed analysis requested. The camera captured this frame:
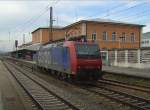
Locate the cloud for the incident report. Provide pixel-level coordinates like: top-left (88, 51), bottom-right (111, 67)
top-left (0, 1), bottom-right (21, 15)
top-left (55, 0), bottom-right (106, 8)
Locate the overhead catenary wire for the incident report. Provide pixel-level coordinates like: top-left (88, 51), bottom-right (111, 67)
top-left (115, 6), bottom-right (150, 20)
top-left (13, 0), bottom-right (150, 41)
top-left (85, 0), bottom-right (138, 20)
top-left (12, 0), bottom-right (60, 41)
top-left (101, 1), bottom-right (147, 18)
top-left (87, 1), bottom-right (150, 26)
top-left (86, 2), bottom-right (132, 19)
top-left (13, 0), bottom-right (60, 32)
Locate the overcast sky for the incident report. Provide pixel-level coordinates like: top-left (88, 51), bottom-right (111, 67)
top-left (0, 0), bottom-right (150, 52)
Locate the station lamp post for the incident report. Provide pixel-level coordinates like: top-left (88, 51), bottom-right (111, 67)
top-left (15, 40), bottom-right (18, 58)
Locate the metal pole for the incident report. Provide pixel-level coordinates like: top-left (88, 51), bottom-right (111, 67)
top-left (23, 34), bottom-right (25, 44)
top-left (49, 7), bottom-right (53, 42)
top-left (9, 31), bottom-right (10, 42)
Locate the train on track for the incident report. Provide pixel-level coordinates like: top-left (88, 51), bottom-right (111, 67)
top-left (36, 41), bottom-right (102, 80)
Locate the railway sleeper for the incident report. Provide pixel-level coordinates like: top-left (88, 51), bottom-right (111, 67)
top-left (141, 105), bottom-right (150, 109)
top-left (35, 98), bottom-right (58, 102)
top-left (115, 95), bottom-right (125, 98)
top-left (128, 99), bottom-right (139, 103)
top-left (104, 92), bottom-right (115, 96)
top-left (110, 94), bottom-right (121, 97)
top-left (135, 102), bottom-right (146, 106)
top-left (41, 102), bottom-right (65, 106)
top-left (31, 94), bottom-right (53, 98)
top-left (122, 97), bottom-right (131, 101)
top-left (35, 97), bottom-right (58, 101)
top-left (43, 104), bottom-right (69, 110)
top-left (34, 94), bottom-right (53, 98)
top-left (42, 100), bottom-right (62, 104)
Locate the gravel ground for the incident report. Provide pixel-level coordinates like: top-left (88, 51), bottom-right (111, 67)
top-left (99, 82), bottom-right (150, 100)
top-left (103, 73), bottom-right (150, 87)
top-left (0, 61), bottom-right (38, 110)
top-left (18, 64), bottom-right (135, 110)
top-left (0, 92), bottom-right (3, 110)
top-left (0, 61), bottom-right (27, 110)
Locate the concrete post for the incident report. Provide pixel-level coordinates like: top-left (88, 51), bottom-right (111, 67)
top-left (106, 50), bottom-right (109, 66)
top-left (125, 50), bottom-right (128, 66)
top-left (114, 50), bottom-right (117, 66)
top-left (137, 49), bottom-right (141, 64)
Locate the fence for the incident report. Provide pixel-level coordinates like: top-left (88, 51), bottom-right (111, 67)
top-left (101, 48), bottom-right (150, 68)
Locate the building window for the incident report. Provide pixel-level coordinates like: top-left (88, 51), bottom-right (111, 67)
top-left (147, 40), bottom-right (149, 44)
top-left (102, 31), bottom-right (107, 40)
top-left (130, 33), bottom-right (135, 42)
top-left (120, 32), bottom-right (126, 42)
top-left (112, 32), bottom-right (116, 41)
top-left (92, 32), bottom-right (96, 41)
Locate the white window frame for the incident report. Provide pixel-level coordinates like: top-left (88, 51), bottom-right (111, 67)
top-left (102, 31), bottom-right (107, 40)
top-left (121, 32), bottom-right (126, 42)
top-left (112, 32), bottom-right (116, 41)
top-left (130, 33), bottom-right (135, 42)
top-left (92, 32), bottom-right (97, 41)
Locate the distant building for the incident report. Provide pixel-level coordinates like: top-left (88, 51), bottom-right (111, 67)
top-left (18, 41), bottom-right (32, 49)
top-left (32, 26), bottom-right (65, 44)
top-left (141, 32), bottom-right (150, 48)
top-left (32, 18), bottom-right (145, 49)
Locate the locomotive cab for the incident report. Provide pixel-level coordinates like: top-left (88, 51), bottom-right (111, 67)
top-left (75, 42), bottom-right (102, 80)
top-left (64, 41), bottom-right (102, 80)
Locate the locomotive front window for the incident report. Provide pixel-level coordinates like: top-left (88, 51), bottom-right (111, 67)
top-left (76, 44), bottom-right (100, 58)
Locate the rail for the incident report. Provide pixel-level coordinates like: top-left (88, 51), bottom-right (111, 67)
top-left (3, 61), bottom-right (79, 110)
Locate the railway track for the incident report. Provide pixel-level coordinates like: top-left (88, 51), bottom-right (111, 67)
top-left (5, 59), bottom-right (150, 110)
top-left (98, 79), bottom-right (150, 93)
top-left (82, 83), bottom-right (150, 110)
top-left (8, 57), bottom-right (150, 91)
top-left (3, 61), bottom-right (79, 110)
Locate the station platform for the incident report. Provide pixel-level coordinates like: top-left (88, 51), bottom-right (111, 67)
top-left (102, 66), bottom-right (150, 79)
top-left (0, 92), bottom-right (3, 110)
top-left (6, 57), bottom-right (150, 79)
top-left (0, 60), bottom-right (27, 110)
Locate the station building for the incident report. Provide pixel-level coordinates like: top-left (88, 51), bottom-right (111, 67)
top-left (32, 18), bottom-right (144, 49)
top-left (141, 32), bottom-right (150, 48)
top-left (32, 26), bottom-right (65, 44)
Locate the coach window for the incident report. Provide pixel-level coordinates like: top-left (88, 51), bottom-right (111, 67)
top-left (112, 32), bottom-right (116, 41)
top-left (92, 32), bottom-right (97, 41)
top-left (131, 33), bottom-right (135, 42)
top-left (103, 31), bottom-right (107, 40)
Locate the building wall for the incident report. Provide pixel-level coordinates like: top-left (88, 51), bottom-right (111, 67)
top-left (52, 29), bottom-right (65, 41)
top-left (141, 39), bottom-right (150, 47)
top-left (32, 21), bottom-right (142, 49)
top-left (65, 23), bottom-right (86, 39)
top-left (32, 28), bottom-right (65, 44)
top-left (86, 22), bottom-right (141, 49)
top-left (41, 29), bottom-right (49, 43)
top-left (32, 29), bottom-right (42, 44)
